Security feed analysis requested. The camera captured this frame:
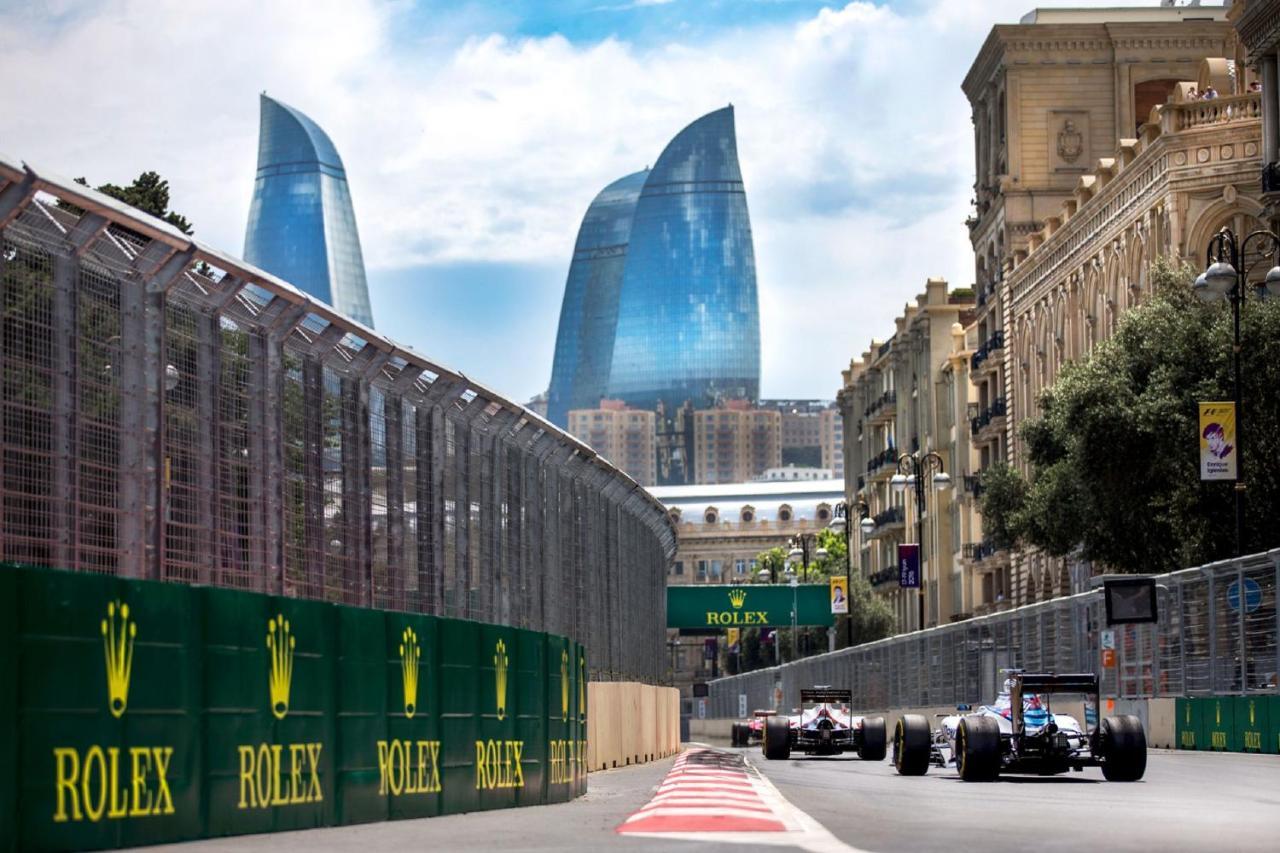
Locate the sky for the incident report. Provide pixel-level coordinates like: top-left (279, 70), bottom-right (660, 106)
top-left (0, 0), bottom-right (1180, 404)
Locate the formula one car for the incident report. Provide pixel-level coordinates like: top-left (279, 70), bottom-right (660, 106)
top-left (892, 671), bottom-right (1146, 782)
top-left (761, 688), bottom-right (886, 760)
top-left (730, 710), bottom-right (775, 747)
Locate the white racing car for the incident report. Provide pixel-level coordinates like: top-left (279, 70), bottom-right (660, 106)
top-left (762, 687), bottom-right (886, 761)
top-left (892, 671), bottom-right (1146, 782)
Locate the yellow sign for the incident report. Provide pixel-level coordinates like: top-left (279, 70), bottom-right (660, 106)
top-left (560, 647), bottom-right (570, 722)
top-left (725, 628), bottom-right (740, 647)
top-left (1199, 401), bottom-right (1237, 481)
top-left (400, 628), bottom-right (421, 719)
top-left (102, 600), bottom-right (137, 718)
top-left (494, 639), bottom-right (509, 722)
top-left (829, 577), bottom-right (849, 615)
top-left (266, 614), bottom-right (295, 720)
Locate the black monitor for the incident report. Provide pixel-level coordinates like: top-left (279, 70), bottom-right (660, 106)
top-left (1104, 577), bottom-right (1158, 625)
top-left (692, 682), bottom-right (709, 698)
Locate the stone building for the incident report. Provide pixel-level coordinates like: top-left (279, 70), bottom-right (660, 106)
top-left (837, 279), bottom-right (974, 631)
top-left (567, 399), bottom-right (657, 486)
top-left (693, 400), bottom-right (782, 484)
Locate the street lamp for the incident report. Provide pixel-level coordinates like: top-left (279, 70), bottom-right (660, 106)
top-left (1195, 226), bottom-right (1280, 556)
top-left (786, 531), bottom-right (827, 581)
top-left (893, 451), bottom-right (951, 630)
top-left (829, 499), bottom-right (870, 647)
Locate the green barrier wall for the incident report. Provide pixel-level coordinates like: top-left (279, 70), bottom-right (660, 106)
top-left (1176, 696), bottom-right (1280, 755)
top-left (1, 565), bottom-right (589, 853)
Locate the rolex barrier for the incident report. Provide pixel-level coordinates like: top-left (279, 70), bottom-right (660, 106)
top-left (0, 564), bottom-right (588, 852)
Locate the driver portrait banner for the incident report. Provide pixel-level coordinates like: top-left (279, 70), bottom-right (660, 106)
top-left (829, 577), bottom-right (849, 614)
top-left (1198, 401), bottom-right (1237, 481)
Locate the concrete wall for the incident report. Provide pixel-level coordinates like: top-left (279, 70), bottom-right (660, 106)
top-left (586, 683), bottom-right (681, 771)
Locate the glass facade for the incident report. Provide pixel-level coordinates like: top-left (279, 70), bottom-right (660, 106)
top-left (546, 170), bottom-right (648, 427)
top-left (244, 94), bottom-right (374, 328)
top-left (606, 106), bottom-right (760, 412)
top-left (546, 106), bottom-right (761, 426)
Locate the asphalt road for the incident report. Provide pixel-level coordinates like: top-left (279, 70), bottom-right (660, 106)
top-left (137, 746), bottom-right (1280, 853)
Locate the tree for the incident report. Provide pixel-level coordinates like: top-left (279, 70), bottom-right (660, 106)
top-left (67, 172), bottom-right (194, 235)
top-left (980, 256), bottom-right (1280, 573)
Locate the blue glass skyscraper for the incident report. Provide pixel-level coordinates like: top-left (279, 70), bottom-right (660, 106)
top-left (546, 106), bottom-right (761, 426)
top-left (546, 169), bottom-right (648, 427)
top-left (244, 94), bottom-right (374, 328)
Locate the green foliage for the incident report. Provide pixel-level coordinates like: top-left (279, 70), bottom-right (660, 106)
top-left (68, 172), bottom-right (194, 235)
top-left (992, 256), bottom-right (1280, 573)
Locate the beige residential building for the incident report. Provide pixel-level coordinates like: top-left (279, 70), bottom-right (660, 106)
top-left (568, 399), bottom-right (657, 486)
top-left (837, 279), bottom-right (975, 631)
top-left (819, 407), bottom-right (845, 479)
top-left (693, 400), bottom-right (782, 484)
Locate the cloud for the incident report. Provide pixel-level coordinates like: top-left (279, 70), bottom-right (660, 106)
top-left (0, 1), bottom-right (1147, 403)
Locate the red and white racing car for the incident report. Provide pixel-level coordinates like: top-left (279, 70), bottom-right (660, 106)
top-left (730, 710), bottom-right (776, 747)
top-left (761, 688), bottom-right (886, 760)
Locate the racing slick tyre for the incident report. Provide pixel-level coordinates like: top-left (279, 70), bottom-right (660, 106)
top-left (956, 715), bottom-right (1001, 782)
top-left (893, 714), bottom-right (931, 776)
top-left (731, 723), bottom-right (747, 747)
top-left (763, 716), bottom-right (791, 760)
top-left (1098, 715), bottom-right (1147, 782)
top-left (858, 716), bottom-right (887, 761)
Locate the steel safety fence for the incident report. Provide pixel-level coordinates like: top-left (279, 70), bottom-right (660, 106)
top-left (708, 550), bottom-right (1280, 716)
top-left (0, 156), bottom-right (675, 684)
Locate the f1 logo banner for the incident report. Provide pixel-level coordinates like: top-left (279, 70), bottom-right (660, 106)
top-left (898, 544), bottom-right (921, 589)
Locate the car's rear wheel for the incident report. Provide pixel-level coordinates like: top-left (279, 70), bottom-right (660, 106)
top-left (763, 716), bottom-right (791, 760)
top-left (729, 723), bottom-right (742, 747)
top-left (858, 716), bottom-right (887, 761)
top-left (893, 714), bottom-right (930, 776)
top-left (1099, 715), bottom-right (1146, 781)
top-left (956, 715), bottom-right (1000, 782)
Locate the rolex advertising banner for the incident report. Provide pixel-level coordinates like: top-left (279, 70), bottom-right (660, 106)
top-left (666, 584), bottom-right (836, 629)
top-left (829, 577), bottom-right (849, 614)
top-left (2, 564), bottom-right (588, 853)
top-left (1199, 401), bottom-right (1238, 481)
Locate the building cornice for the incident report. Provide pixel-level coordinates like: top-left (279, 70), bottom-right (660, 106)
top-left (1235, 0), bottom-right (1280, 60)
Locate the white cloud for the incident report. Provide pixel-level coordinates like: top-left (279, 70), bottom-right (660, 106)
top-left (0, 1), bottom-right (1152, 402)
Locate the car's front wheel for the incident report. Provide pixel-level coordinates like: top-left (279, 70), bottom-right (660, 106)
top-left (858, 716), bottom-right (887, 761)
top-left (1098, 715), bottom-right (1146, 781)
top-left (763, 717), bottom-right (791, 760)
top-left (956, 715), bottom-right (1000, 781)
top-left (893, 714), bottom-right (931, 775)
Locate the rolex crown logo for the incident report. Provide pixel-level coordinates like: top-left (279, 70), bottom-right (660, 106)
top-left (401, 627), bottom-right (422, 719)
top-left (560, 647), bottom-right (570, 722)
top-left (728, 588), bottom-right (748, 610)
top-left (101, 600), bottom-right (137, 718)
top-left (494, 639), bottom-right (509, 721)
top-left (267, 614), bottom-right (295, 720)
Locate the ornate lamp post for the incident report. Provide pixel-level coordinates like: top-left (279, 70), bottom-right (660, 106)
top-left (786, 532), bottom-right (829, 582)
top-left (1193, 226), bottom-right (1280, 556)
top-left (829, 499), bottom-right (871, 647)
top-left (891, 451), bottom-right (951, 631)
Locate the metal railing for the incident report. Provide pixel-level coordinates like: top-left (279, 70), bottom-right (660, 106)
top-left (708, 550), bottom-right (1280, 715)
top-left (0, 155), bottom-right (676, 683)
top-left (970, 396), bottom-right (1007, 436)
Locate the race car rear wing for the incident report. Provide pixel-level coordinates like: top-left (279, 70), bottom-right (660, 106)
top-left (800, 688), bottom-right (852, 704)
top-left (1015, 673), bottom-right (1099, 695)
top-left (752, 710), bottom-right (777, 718)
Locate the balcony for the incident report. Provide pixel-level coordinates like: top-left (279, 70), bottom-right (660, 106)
top-left (864, 389), bottom-right (897, 424)
top-left (969, 396), bottom-right (1006, 440)
top-left (865, 446), bottom-right (898, 481)
top-left (962, 474), bottom-right (983, 499)
top-left (962, 540), bottom-right (1005, 564)
top-left (969, 329), bottom-right (1004, 373)
top-left (865, 505), bottom-right (904, 539)
top-left (868, 565), bottom-right (898, 587)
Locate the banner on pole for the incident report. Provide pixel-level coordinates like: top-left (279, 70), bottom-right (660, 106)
top-left (898, 544), bottom-right (921, 588)
top-left (1199, 401), bottom-right (1237, 481)
top-left (829, 576), bottom-right (849, 614)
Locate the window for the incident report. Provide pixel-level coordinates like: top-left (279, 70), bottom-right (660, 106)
top-left (710, 560), bottom-right (722, 579)
top-left (674, 560), bottom-right (684, 576)
top-left (734, 559), bottom-right (747, 575)
top-left (697, 560), bottom-right (707, 580)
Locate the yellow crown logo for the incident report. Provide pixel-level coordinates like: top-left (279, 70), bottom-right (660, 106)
top-left (494, 639), bottom-right (509, 721)
top-left (728, 588), bottom-right (748, 609)
top-left (578, 653), bottom-right (586, 720)
top-left (101, 600), bottom-right (137, 718)
top-left (400, 627), bottom-right (422, 719)
top-left (560, 647), bottom-right (570, 722)
top-left (266, 614), bottom-right (295, 720)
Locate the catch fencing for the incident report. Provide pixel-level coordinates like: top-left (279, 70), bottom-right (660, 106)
top-left (0, 155), bottom-right (675, 684)
top-left (708, 549), bottom-right (1280, 715)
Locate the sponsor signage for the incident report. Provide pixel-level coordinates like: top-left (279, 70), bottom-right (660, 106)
top-left (665, 585), bottom-right (836, 629)
top-left (829, 577), bottom-right (849, 614)
top-left (898, 544), bottom-right (921, 589)
top-left (3, 563), bottom-right (587, 852)
top-left (1199, 401), bottom-right (1237, 481)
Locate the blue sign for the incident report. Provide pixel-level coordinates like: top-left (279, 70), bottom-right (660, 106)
top-left (1227, 577), bottom-right (1262, 614)
top-left (898, 544), bottom-right (920, 589)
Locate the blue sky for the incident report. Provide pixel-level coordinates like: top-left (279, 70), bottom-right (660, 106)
top-left (0, 0), bottom-right (1170, 404)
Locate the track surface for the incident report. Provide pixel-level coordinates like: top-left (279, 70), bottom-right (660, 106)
top-left (138, 746), bottom-right (1280, 852)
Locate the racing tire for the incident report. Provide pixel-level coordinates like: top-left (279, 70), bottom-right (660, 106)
top-left (858, 716), bottom-right (887, 761)
top-left (1099, 715), bottom-right (1146, 782)
top-left (732, 723), bottom-right (747, 748)
top-left (956, 715), bottom-right (1001, 782)
top-left (893, 714), bottom-right (931, 776)
top-left (763, 716), bottom-right (791, 760)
